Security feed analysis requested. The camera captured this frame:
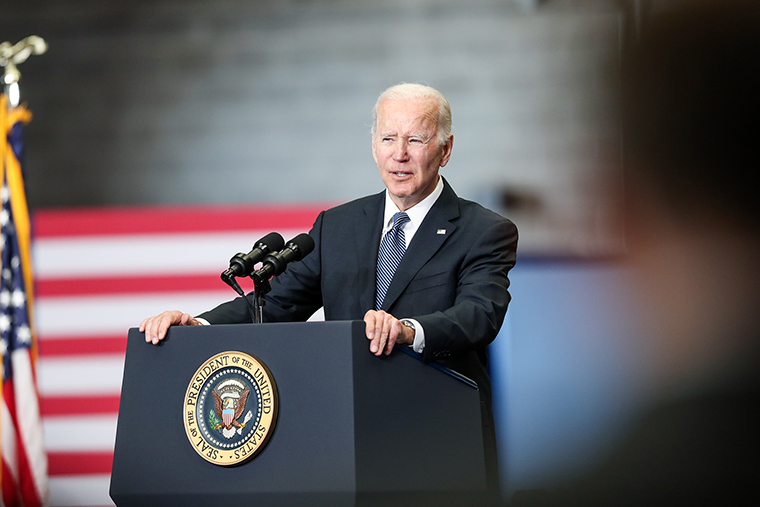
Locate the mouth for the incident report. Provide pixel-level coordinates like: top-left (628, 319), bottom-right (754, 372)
top-left (390, 171), bottom-right (412, 178)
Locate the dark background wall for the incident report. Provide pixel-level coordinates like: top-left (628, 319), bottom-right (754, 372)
top-left (2, 0), bottom-right (626, 256)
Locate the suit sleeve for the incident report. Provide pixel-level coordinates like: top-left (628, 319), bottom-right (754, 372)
top-left (260, 212), bottom-right (324, 322)
top-left (415, 217), bottom-right (518, 363)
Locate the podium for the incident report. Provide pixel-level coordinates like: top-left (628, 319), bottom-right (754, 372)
top-left (110, 321), bottom-right (489, 507)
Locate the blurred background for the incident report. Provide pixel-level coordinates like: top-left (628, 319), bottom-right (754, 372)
top-left (1, 0), bottom-right (675, 505)
top-left (3, 0), bottom-right (634, 255)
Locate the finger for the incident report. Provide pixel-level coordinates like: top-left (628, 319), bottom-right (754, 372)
top-left (374, 313), bottom-right (391, 355)
top-left (142, 317), bottom-right (154, 342)
top-left (143, 310), bottom-right (177, 344)
top-left (372, 313), bottom-right (393, 356)
top-left (180, 314), bottom-right (202, 326)
top-left (155, 312), bottom-right (177, 343)
top-left (145, 317), bottom-right (161, 344)
top-left (364, 310), bottom-right (379, 340)
top-left (145, 317), bottom-right (158, 344)
top-left (384, 320), bottom-right (401, 355)
top-left (364, 310), bottom-right (386, 354)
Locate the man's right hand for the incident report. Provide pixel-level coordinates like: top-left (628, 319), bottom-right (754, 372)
top-left (139, 310), bottom-right (202, 345)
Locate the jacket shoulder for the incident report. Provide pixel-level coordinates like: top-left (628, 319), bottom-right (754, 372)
top-left (456, 196), bottom-right (516, 229)
top-left (321, 192), bottom-right (383, 219)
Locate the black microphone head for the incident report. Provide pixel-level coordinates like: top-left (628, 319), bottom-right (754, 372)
top-left (285, 233), bottom-right (315, 261)
top-left (226, 252), bottom-right (251, 277)
top-left (257, 232), bottom-right (285, 253)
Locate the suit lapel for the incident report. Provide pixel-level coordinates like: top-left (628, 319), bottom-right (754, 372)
top-left (354, 191), bottom-right (385, 312)
top-left (380, 179), bottom-right (460, 311)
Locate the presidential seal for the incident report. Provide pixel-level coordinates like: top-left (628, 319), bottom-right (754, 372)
top-left (183, 351), bottom-right (278, 466)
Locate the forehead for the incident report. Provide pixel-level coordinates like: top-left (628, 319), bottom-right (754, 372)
top-left (376, 98), bottom-right (438, 134)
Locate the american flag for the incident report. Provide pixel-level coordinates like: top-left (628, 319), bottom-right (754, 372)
top-left (2, 95), bottom-right (49, 506)
top-left (33, 204), bottom-right (323, 506)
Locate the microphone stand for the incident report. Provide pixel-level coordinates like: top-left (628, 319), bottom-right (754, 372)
top-left (250, 273), bottom-right (272, 324)
top-left (220, 271), bottom-right (270, 324)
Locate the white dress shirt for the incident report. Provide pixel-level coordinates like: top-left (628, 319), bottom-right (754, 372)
top-left (380, 175), bottom-right (445, 353)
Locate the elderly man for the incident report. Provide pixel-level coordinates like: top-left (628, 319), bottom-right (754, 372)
top-left (141, 83), bottom-right (518, 493)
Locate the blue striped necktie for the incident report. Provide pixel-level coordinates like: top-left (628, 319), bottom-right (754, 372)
top-left (375, 211), bottom-right (410, 310)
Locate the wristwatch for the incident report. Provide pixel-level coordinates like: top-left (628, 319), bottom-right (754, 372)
top-left (400, 319), bottom-right (415, 332)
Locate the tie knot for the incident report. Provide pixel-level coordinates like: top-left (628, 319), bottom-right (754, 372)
top-left (392, 212), bottom-right (410, 229)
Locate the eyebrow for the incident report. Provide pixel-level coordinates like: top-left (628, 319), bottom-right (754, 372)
top-left (378, 132), bottom-right (429, 140)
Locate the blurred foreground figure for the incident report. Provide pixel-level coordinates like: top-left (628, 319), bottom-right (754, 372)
top-left (547, 2), bottom-right (760, 506)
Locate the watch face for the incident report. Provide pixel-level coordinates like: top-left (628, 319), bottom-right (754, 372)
top-left (401, 319), bottom-right (414, 329)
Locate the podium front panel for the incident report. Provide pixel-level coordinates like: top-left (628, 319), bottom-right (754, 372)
top-left (111, 321), bottom-right (360, 507)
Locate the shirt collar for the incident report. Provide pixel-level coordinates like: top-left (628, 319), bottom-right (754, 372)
top-left (382, 175), bottom-right (444, 231)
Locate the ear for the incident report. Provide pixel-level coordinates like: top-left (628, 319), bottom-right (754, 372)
top-left (439, 134), bottom-right (454, 167)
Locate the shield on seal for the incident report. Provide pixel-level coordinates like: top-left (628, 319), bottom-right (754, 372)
top-left (222, 397), bottom-right (236, 427)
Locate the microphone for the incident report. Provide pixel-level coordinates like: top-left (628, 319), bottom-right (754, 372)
top-left (221, 232), bottom-right (285, 284)
top-left (252, 233), bottom-right (315, 281)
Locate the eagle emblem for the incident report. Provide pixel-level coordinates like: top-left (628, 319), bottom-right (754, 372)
top-left (210, 378), bottom-right (253, 439)
top-left (184, 351), bottom-right (278, 466)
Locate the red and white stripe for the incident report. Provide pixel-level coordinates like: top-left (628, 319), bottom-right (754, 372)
top-left (3, 349), bottom-right (49, 507)
top-left (32, 205), bottom-right (324, 507)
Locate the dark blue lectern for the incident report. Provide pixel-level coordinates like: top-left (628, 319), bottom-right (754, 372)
top-left (110, 321), bottom-right (489, 506)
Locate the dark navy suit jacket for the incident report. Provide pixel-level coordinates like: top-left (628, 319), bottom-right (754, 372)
top-left (199, 178), bottom-right (518, 409)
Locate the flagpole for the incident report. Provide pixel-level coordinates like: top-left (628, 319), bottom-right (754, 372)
top-left (1, 35), bottom-right (50, 507)
top-left (1, 36), bottom-right (48, 108)
top-left (0, 88), bottom-right (4, 499)
top-left (1, 35), bottom-right (48, 353)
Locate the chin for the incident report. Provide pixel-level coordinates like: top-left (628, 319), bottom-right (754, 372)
top-left (389, 182), bottom-right (416, 194)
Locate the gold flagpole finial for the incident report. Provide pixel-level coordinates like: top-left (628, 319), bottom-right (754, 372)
top-left (1, 36), bottom-right (48, 107)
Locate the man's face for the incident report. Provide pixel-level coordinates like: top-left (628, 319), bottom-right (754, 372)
top-left (372, 98), bottom-right (453, 211)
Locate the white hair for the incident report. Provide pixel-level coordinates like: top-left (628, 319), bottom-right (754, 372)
top-left (370, 83), bottom-right (452, 146)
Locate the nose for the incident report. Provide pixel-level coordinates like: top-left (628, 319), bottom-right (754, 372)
top-left (393, 140), bottom-right (409, 161)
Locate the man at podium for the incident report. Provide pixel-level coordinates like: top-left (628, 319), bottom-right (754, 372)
top-left (140, 83), bottom-right (518, 492)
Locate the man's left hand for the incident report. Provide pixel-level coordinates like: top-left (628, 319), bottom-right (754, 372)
top-left (363, 310), bottom-right (415, 356)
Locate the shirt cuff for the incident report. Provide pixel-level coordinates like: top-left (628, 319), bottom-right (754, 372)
top-left (195, 317), bottom-right (211, 326)
top-left (403, 318), bottom-right (425, 354)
